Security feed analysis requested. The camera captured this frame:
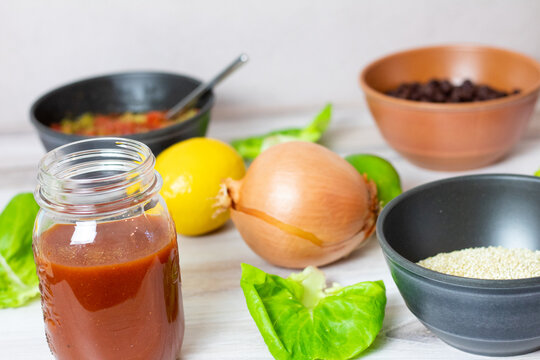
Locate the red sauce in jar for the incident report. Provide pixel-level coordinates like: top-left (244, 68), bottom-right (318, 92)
top-left (35, 215), bottom-right (184, 360)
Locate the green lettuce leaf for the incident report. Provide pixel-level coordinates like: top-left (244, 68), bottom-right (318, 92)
top-left (0, 193), bottom-right (40, 308)
top-left (240, 264), bottom-right (386, 360)
top-left (231, 104), bottom-right (332, 161)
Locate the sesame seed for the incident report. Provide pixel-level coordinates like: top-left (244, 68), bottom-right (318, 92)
top-left (417, 246), bottom-right (540, 280)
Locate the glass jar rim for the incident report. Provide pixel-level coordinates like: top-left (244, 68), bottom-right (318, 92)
top-left (35, 138), bottom-right (162, 218)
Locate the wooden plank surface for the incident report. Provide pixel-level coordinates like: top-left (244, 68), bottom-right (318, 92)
top-left (0, 110), bottom-right (539, 359)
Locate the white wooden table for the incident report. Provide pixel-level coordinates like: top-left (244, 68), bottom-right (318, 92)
top-left (1, 108), bottom-right (539, 360)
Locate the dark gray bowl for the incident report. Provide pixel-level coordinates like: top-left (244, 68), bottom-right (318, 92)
top-left (376, 174), bottom-right (540, 356)
top-left (30, 72), bottom-right (215, 155)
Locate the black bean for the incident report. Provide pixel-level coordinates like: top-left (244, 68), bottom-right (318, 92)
top-left (440, 80), bottom-right (452, 94)
top-left (385, 78), bottom-right (520, 103)
top-left (433, 91), bottom-right (445, 102)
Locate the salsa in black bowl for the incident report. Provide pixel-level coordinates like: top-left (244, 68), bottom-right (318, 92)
top-left (30, 72), bottom-right (215, 155)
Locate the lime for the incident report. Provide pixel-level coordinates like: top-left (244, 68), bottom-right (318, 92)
top-left (345, 154), bottom-right (402, 207)
top-left (156, 137), bottom-right (246, 236)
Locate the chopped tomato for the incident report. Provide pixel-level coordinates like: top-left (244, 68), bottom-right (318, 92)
top-left (146, 111), bottom-right (166, 130)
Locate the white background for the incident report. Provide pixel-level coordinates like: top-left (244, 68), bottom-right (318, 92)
top-left (1, 0), bottom-right (540, 133)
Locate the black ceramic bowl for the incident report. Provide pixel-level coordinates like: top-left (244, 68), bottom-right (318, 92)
top-left (377, 174), bottom-right (540, 356)
top-left (30, 72), bottom-right (215, 155)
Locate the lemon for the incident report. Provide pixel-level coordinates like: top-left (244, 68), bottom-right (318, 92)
top-left (156, 138), bottom-right (246, 236)
top-left (345, 154), bottom-right (402, 207)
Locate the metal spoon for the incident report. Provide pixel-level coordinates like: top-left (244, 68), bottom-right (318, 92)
top-left (166, 53), bottom-right (249, 119)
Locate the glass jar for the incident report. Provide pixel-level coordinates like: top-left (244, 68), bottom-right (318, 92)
top-left (33, 138), bottom-right (184, 360)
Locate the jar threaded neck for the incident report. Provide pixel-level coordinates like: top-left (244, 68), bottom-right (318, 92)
top-left (35, 138), bottom-right (161, 218)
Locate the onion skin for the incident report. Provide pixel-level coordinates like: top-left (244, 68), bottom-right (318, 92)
top-left (225, 141), bottom-right (378, 269)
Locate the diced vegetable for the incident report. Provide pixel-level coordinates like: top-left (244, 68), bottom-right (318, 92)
top-left (50, 108), bottom-right (199, 136)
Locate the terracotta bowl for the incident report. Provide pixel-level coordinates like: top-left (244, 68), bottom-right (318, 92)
top-left (359, 45), bottom-right (540, 171)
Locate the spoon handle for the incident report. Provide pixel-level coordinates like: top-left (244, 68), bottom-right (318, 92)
top-left (166, 53), bottom-right (249, 119)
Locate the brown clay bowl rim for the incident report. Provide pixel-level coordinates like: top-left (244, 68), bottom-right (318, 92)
top-left (359, 44), bottom-right (540, 112)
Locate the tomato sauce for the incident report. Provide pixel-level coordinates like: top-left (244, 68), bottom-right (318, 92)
top-left (34, 215), bottom-right (184, 360)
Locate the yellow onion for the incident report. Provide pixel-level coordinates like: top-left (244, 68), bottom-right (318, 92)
top-left (217, 141), bottom-right (378, 268)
